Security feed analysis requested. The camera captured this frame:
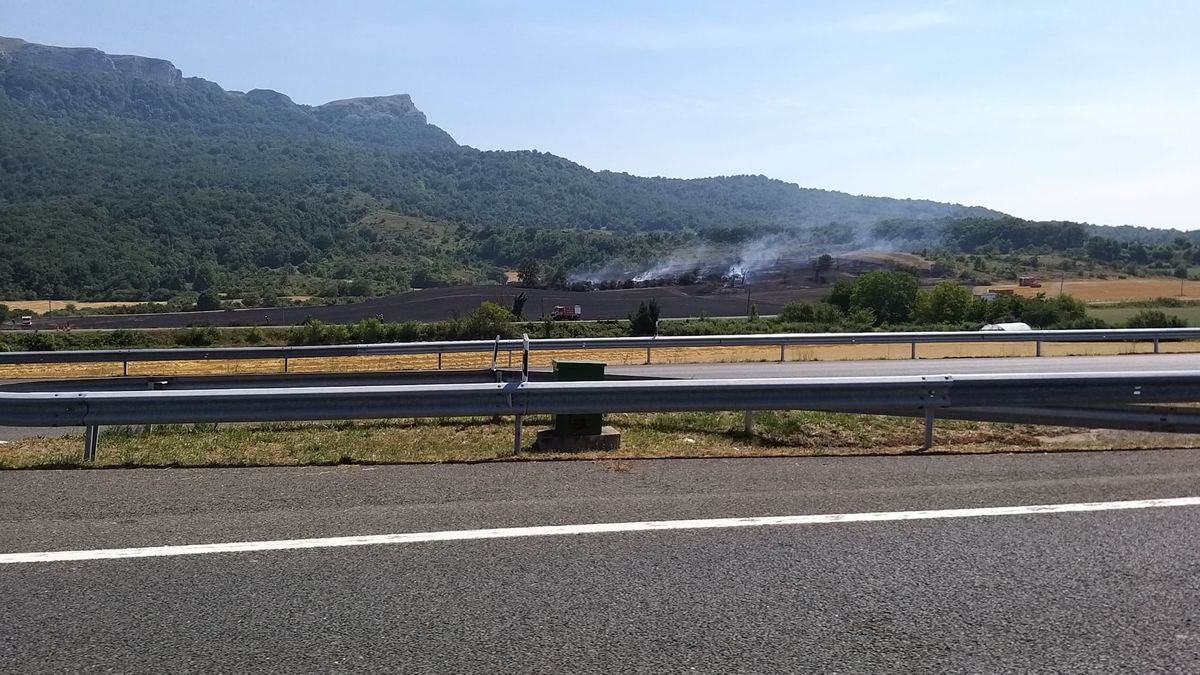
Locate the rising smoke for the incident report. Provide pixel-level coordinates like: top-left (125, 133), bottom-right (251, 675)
top-left (572, 224), bottom-right (929, 285)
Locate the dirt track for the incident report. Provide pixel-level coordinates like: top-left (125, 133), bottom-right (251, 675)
top-left (26, 284), bottom-right (831, 330)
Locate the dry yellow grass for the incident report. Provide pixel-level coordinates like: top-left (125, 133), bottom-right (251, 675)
top-left (981, 278), bottom-right (1200, 302)
top-left (0, 299), bottom-right (156, 312)
top-left (1, 339), bottom-right (1197, 379)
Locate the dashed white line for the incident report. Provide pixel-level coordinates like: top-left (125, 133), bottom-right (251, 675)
top-left (3, 496), bottom-right (1197, 565)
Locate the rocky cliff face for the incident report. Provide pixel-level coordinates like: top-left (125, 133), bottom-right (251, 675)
top-left (313, 93), bottom-right (456, 149)
top-left (0, 36), bottom-right (182, 86)
top-left (243, 88), bottom-right (296, 107)
top-left (0, 35), bottom-right (458, 149)
top-left (315, 94), bottom-right (428, 123)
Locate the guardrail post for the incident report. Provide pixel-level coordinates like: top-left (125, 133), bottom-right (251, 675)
top-left (513, 334), bottom-right (530, 453)
top-left (1154, 338), bottom-right (1161, 354)
top-left (743, 410), bottom-right (754, 436)
top-left (910, 342), bottom-right (917, 360)
top-left (122, 360), bottom-right (128, 376)
top-left (83, 425), bottom-right (99, 462)
top-left (646, 344), bottom-right (652, 365)
top-left (522, 334), bottom-right (530, 379)
top-left (437, 352), bottom-right (443, 370)
top-left (779, 344), bottom-right (785, 363)
top-left (490, 335), bottom-right (501, 371)
top-left (1035, 341), bottom-right (1042, 357)
top-left (922, 407), bottom-right (935, 451)
top-left (143, 380), bottom-right (168, 434)
top-left (283, 356), bottom-right (289, 373)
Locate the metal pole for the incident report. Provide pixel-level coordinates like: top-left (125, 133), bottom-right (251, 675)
top-left (522, 334), bottom-right (530, 382)
top-left (283, 356), bottom-right (289, 373)
top-left (437, 352), bottom-right (442, 370)
top-left (743, 410), bottom-right (754, 436)
top-left (83, 425), bottom-right (99, 462)
top-left (1035, 340), bottom-right (1042, 357)
top-left (646, 344), bottom-right (652, 365)
top-left (745, 272), bottom-right (751, 317)
top-left (779, 344), bottom-right (785, 363)
top-left (910, 341), bottom-right (917, 360)
top-left (514, 333), bottom-right (530, 453)
top-left (922, 407), bottom-right (935, 450)
top-left (1154, 338), bottom-right (1161, 354)
top-left (490, 334), bottom-right (500, 371)
top-left (122, 360), bottom-right (128, 376)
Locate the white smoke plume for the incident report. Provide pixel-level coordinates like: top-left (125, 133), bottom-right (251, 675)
top-left (570, 223), bottom-right (934, 284)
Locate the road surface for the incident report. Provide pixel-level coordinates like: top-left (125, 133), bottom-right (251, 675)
top-left (2, 450), bottom-right (1199, 673)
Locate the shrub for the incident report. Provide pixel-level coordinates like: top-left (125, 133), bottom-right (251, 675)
top-left (288, 319), bottom-right (350, 345)
top-left (175, 326), bottom-right (219, 347)
top-left (1125, 310), bottom-right (1187, 328)
top-left (778, 301), bottom-right (815, 323)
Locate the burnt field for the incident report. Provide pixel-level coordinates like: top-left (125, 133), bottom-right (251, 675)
top-left (27, 283), bottom-right (832, 330)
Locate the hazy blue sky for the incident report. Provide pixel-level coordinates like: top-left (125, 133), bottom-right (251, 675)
top-left (3, 0), bottom-right (1198, 228)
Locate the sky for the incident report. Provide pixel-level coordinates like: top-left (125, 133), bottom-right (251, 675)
top-left (3, 0), bottom-right (1198, 229)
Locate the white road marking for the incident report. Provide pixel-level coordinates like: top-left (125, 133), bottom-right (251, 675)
top-left (3, 496), bottom-right (1198, 565)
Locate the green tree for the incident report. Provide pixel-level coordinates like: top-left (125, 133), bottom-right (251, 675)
top-left (778, 300), bottom-right (816, 323)
top-left (850, 270), bottom-right (919, 325)
top-left (463, 301), bottom-right (517, 338)
top-left (195, 289), bottom-right (221, 311)
top-left (812, 254), bottom-right (833, 283)
top-left (825, 279), bottom-right (856, 313)
top-left (546, 267), bottom-right (567, 289)
top-left (192, 264), bottom-right (218, 293)
top-left (511, 292), bottom-right (528, 320)
top-left (918, 281), bottom-right (973, 324)
top-left (629, 299), bottom-right (661, 336)
top-left (516, 259), bottom-right (542, 287)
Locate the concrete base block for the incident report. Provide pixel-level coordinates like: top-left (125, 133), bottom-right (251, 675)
top-left (535, 426), bottom-right (621, 452)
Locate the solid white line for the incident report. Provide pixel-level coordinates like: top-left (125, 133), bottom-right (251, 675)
top-left (3, 496), bottom-right (1198, 565)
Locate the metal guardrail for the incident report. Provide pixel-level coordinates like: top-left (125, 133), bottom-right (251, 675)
top-left (1, 328), bottom-right (1199, 370)
top-left (5, 370), bottom-right (1200, 460)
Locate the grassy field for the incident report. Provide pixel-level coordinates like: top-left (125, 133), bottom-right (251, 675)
top-left (1088, 305), bottom-right (1200, 326)
top-left (0, 412), bottom-right (1064, 469)
top-left (4, 412), bottom-right (1196, 470)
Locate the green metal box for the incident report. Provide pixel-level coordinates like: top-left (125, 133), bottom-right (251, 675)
top-left (552, 360), bottom-right (606, 436)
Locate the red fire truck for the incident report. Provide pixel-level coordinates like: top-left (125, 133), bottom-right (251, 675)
top-left (550, 304), bottom-right (582, 320)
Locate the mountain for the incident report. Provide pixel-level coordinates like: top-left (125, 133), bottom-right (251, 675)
top-left (0, 36), bottom-right (1005, 300)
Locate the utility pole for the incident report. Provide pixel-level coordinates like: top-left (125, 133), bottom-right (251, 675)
top-left (745, 272), bottom-right (752, 317)
top-left (1059, 273), bottom-right (1065, 297)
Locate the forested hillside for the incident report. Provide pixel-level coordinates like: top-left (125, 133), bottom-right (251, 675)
top-left (2, 35), bottom-right (1160, 302)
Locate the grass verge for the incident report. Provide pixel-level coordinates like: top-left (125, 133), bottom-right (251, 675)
top-left (0, 411), bottom-right (1169, 470)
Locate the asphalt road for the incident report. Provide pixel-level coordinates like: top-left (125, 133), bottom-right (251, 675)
top-left (2, 450), bottom-right (1200, 673)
